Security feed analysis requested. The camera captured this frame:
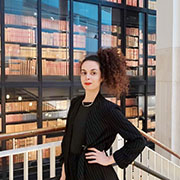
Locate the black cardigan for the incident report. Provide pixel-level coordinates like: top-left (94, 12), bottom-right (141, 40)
top-left (60, 92), bottom-right (146, 180)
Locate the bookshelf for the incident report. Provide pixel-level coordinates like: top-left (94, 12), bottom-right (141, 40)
top-left (126, 0), bottom-right (144, 8)
top-left (5, 13), bottom-right (38, 78)
top-left (41, 15), bottom-right (70, 77)
top-left (126, 11), bottom-right (144, 77)
top-left (125, 95), bottom-right (144, 130)
top-left (0, 0), bottom-right (156, 176)
top-left (101, 7), bottom-right (121, 52)
top-left (148, 15), bottom-right (156, 78)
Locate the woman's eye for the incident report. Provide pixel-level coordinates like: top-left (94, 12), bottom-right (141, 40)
top-left (81, 71), bottom-right (86, 75)
top-left (91, 72), bottom-right (97, 75)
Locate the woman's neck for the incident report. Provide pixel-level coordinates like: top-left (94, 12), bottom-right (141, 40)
top-left (83, 89), bottom-right (100, 102)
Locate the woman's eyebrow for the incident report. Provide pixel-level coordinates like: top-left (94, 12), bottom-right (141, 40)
top-left (81, 68), bottom-right (98, 71)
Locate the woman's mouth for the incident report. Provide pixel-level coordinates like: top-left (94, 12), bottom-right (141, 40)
top-left (84, 82), bottom-right (92, 85)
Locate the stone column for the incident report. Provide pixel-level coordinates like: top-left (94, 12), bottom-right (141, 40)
top-left (156, 0), bottom-right (180, 165)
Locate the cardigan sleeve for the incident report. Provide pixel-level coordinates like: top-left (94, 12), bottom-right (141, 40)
top-left (108, 107), bottom-right (146, 169)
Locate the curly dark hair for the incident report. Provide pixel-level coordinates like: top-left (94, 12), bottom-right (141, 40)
top-left (81, 47), bottom-right (129, 97)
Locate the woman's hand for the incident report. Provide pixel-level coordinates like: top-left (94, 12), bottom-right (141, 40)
top-left (85, 147), bottom-right (115, 166)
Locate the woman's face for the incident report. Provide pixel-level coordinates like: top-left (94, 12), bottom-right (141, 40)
top-left (80, 60), bottom-right (103, 92)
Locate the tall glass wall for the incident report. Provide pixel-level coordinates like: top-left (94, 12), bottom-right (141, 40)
top-left (0, 0), bottom-right (156, 177)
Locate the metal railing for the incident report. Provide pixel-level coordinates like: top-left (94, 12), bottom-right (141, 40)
top-left (0, 126), bottom-right (180, 180)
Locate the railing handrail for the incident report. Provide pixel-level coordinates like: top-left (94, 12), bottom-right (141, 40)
top-left (138, 128), bottom-right (180, 160)
top-left (0, 126), bottom-right (65, 141)
top-left (0, 125), bottom-right (180, 160)
top-left (0, 140), bottom-right (173, 180)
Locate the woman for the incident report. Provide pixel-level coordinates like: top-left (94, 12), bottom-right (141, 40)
top-left (60, 47), bottom-right (146, 180)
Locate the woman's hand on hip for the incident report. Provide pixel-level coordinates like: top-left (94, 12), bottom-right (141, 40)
top-left (85, 147), bottom-right (115, 166)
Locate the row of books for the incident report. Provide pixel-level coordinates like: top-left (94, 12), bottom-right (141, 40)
top-left (6, 101), bottom-right (37, 113)
top-left (148, 1), bottom-right (156, 10)
top-left (5, 14), bottom-right (37, 27)
top-left (126, 106), bottom-right (138, 117)
top-left (126, 48), bottom-right (139, 60)
top-left (102, 34), bottom-right (121, 47)
top-left (6, 28), bottom-right (86, 49)
top-left (139, 42), bottom-right (143, 54)
top-left (6, 113), bottom-right (37, 123)
top-left (126, 68), bottom-right (143, 76)
top-left (6, 122), bottom-right (37, 133)
top-left (42, 32), bottom-right (69, 47)
top-left (6, 138), bottom-right (37, 163)
top-left (126, 60), bottom-right (139, 67)
top-left (106, 0), bottom-right (122, 3)
top-left (6, 59), bottom-right (36, 75)
top-left (6, 44), bottom-right (37, 58)
top-left (148, 67), bottom-right (156, 76)
top-left (127, 0), bottom-right (144, 7)
top-left (42, 60), bottom-right (69, 76)
top-left (42, 48), bottom-right (68, 59)
top-left (148, 58), bottom-right (156, 66)
top-left (74, 49), bottom-right (86, 61)
top-left (148, 44), bottom-right (156, 56)
top-left (5, 28), bottom-right (35, 44)
top-left (102, 25), bottom-right (121, 34)
top-left (139, 57), bottom-right (143, 65)
top-left (74, 62), bottom-right (81, 76)
top-left (148, 33), bottom-right (156, 41)
top-left (126, 36), bottom-right (139, 47)
top-left (126, 0), bottom-right (138, 7)
top-left (43, 100), bottom-right (68, 111)
top-left (74, 34), bottom-right (86, 48)
top-left (42, 19), bottom-right (69, 31)
top-left (126, 27), bottom-right (139, 36)
top-left (126, 98), bottom-right (137, 106)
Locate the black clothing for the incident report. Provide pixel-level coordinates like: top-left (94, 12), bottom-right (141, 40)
top-left (70, 104), bottom-right (91, 154)
top-left (69, 103), bottom-right (92, 180)
top-left (60, 92), bottom-right (146, 180)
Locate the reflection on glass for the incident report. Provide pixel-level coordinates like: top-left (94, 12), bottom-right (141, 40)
top-left (42, 99), bottom-right (70, 121)
top-left (5, 88), bottom-right (37, 124)
top-left (42, 87), bottom-right (70, 158)
top-left (101, 7), bottom-right (121, 51)
top-left (42, 0), bottom-right (69, 79)
top-left (148, 0), bottom-right (156, 10)
top-left (148, 15), bottom-right (156, 77)
top-left (5, 0), bottom-right (38, 81)
top-left (73, 2), bottom-right (98, 76)
top-left (126, 0), bottom-right (144, 7)
top-left (5, 88), bottom-right (38, 163)
top-left (126, 12), bottom-right (144, 77)
top-left (103, 0), bottom-right (122, 4)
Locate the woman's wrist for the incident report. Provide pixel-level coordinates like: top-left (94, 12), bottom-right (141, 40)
top-left (107, 155), bottom-right (116, 165)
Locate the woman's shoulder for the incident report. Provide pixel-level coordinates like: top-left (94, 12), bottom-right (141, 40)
top-left (101, 96), bottom-right (122, 111)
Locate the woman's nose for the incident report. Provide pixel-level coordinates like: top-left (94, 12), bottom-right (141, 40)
top-left (86, 74), bottom-right (90, 80)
